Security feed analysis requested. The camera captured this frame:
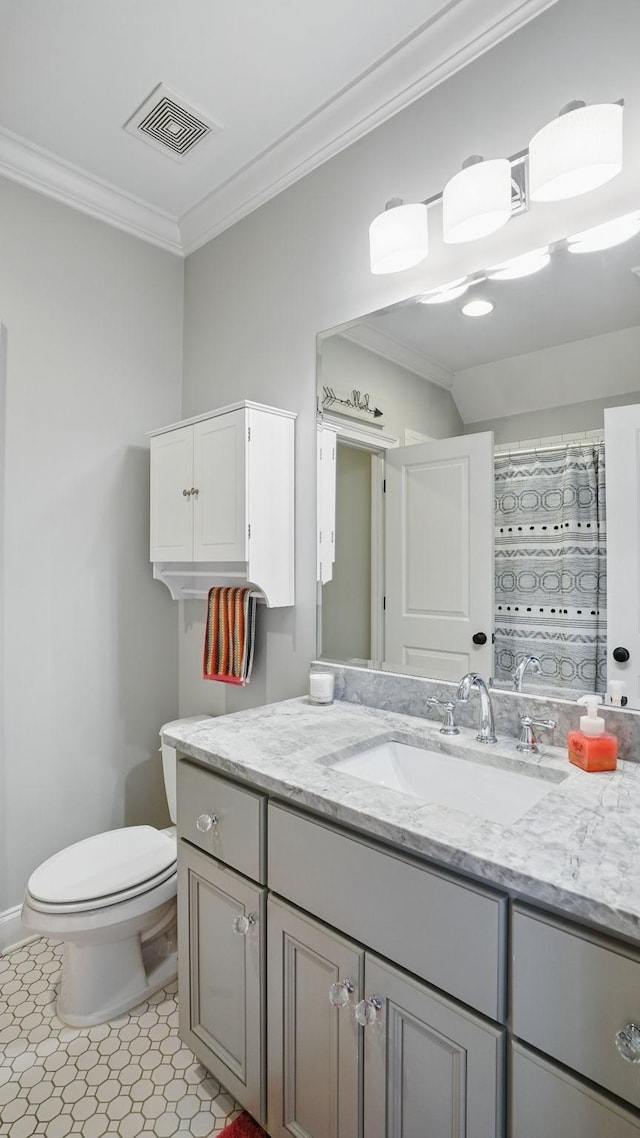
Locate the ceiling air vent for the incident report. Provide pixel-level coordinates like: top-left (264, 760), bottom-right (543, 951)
top-left (124, 83), bottom-right (220, 161)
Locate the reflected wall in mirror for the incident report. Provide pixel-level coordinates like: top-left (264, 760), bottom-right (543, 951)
top-left (317, 210), bottom-right (640, 707)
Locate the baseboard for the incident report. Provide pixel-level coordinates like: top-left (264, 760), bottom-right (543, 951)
top-left (0, 904), bottom-right (38, 954)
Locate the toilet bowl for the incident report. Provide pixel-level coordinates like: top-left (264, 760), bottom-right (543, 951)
top-left (21, 717), bottom-right (206, 1027)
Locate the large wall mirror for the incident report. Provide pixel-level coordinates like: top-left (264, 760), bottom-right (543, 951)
top-left (316, 208), bottom-right (640, 707)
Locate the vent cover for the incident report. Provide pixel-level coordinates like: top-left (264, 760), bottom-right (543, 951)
top-left (124, 83), bottom-right (220, 161)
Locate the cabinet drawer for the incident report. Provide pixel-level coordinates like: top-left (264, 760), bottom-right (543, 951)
top-left (268, 804), bottom-right (506, 1020)
top-left (511, 1043), bottom-right (640, 1137)
top-left (512, 905), bottom-right (640, 1110)
top-left (178, 759), bottom-right (265, 883)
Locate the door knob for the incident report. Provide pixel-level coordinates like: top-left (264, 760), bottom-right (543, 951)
top-left (472, 632), bottom-right (488, 645)
top-left (613, 647), bottom-right (630, 663)
top-left (328, 980), bottom-right (354, 1008)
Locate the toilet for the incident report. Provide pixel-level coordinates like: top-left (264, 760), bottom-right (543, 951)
top-left (21, 718), bottom-right (199, 1027)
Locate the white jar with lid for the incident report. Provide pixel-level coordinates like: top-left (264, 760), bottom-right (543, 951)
top-left (309, 670), bottom-right (334, 705)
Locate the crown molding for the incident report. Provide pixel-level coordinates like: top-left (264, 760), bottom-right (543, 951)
top-left (340, 324), bottom-right (454, 391)
top-left (0, 0), bottom-right (555, 257)
top-left (0, 126), bottom-right (183, 256)
top-left (179, 0), bottom-right (557, 254)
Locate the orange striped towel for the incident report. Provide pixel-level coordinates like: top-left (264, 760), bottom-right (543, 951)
top-left (203, 587), bottom-right (257, 685)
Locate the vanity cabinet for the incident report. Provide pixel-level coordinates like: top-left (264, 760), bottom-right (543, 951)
top-left (148, 401), bottom-right (295, 606)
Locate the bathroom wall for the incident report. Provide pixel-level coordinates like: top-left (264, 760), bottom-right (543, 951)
top-left (179, 0), bottom-right (640, 719)
top-left (0, 178), bottom-right (183, 921)
top-left (319, 335), bottom-right (463, 441)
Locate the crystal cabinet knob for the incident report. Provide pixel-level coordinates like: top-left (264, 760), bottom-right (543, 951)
top-left (355, 997), bottom-right (383, 1027)
top-left (196, 813), bottom-right (218, 832)
top-left (615, 1024), bottom-right (640, 1062)
top-left (328, 980), bottom-right (354, 1008)
top-left (232, 913), bottom-right (256, 936)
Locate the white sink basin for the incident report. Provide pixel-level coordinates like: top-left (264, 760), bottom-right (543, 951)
top-left (331, 738), bottom-right (566, 826)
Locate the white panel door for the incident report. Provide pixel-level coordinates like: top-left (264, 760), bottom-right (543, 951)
top-left (317, 426), bottom-right (338, 584)
top-left (605, 404), bottom-right (640, 708)
top-left (385, 433), bottom-right (494, 681)
top-left (149, 425), bottom-right (194, 560)
top-left (193, 410), bottom-right (247, 562)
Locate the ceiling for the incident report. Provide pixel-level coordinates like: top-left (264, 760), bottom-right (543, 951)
top-left (0, 0), bottom-right (555, 255)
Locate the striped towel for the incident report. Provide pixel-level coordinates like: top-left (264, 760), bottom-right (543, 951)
top-left (203, 587), bottom-right (258, 685)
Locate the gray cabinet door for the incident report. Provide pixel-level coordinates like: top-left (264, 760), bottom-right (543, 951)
top-left (177, 842), bottom-right (266, 1123)
top-left (512, 1043), bottom-right (640, 1137)
top-left (363, 954), bottom-right (505, 1138)
top-left (267, 897), bottom-right (363, 1138)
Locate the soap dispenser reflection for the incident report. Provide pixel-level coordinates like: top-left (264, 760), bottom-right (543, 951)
top-left (568, 695), bottom-right (618, 772)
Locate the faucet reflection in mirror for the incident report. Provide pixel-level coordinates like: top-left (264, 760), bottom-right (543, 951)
top-left (369, 100), bottom-right (624, 274)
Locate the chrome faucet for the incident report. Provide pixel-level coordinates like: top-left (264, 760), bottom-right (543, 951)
top-left (456, 673), bottom-right (498, 744)
top-left (513, 655), bottom-right (541, 692)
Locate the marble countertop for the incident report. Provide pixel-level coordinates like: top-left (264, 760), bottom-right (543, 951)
top-left (164, 698), bottom-right (640, 943)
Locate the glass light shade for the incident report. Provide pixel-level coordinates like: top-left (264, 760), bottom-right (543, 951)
top-left (567, 211), bottom-right (640, 253)
top-left (487, 247), bottom-right (551, 280)
top-left (529, 103), bottom-right (623, 202)
top-left (369, 202), bottom-right (428, 274)
top-left (461, 298), bottom-right (495, 317)
top-left (420, 277), bottom-right (470, 303)
top-left (443, 159), bottom-right (512, 244)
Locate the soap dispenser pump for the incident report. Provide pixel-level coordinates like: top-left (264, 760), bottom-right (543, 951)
top-left (568, 694), bottom-right (617, 772)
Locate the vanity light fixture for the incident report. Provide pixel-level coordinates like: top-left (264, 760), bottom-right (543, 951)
top-left (567, 210), bottom-right (640, 254)
top-left (461, 298), bottom-right (495, 317)
top-left (442, 156), bottom-right (512, 244)
top-left (369, 198), bottom-right (429, 274)
top-left (487, 246), bottom-right (551, 280)
top-left (419, 277), bottom-right (470, 303)
top-left (528, 101), bottom-right (624, 202)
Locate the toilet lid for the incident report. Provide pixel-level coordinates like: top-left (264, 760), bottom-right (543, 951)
top-left (28, 826), bottom-right (177, 905)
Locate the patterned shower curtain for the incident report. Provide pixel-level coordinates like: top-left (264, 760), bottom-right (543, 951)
top-left (494, 443), bottom-right (606, 694)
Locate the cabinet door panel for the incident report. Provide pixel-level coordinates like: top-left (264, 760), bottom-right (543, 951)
top-left (150, 426), bottom-right (193, 560)
top-left (178, 844), bottom-right (265, 1123)
top-left (363, 954), bottom-right (504, 1138)
top-left (193, 410), bottom-right (247, 561)
top-left (267, 897), bottom-right (363, 1138)
top-left (512, 1043), bottom-right (640, 1137)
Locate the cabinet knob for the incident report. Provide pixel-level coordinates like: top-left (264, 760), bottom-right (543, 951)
top-left (613, 647), bottom-right (630, 663)
top-left (191, 487), bottom-right (199, 497)
top-left (615, 1024), bottom-right (640, 1062)
top-left (232, 913), bottom-right (256, 936)
top-left (328, 980), bottom-right (354, 1008)
top-left (472, 632), bottom-right (488, 646)
top-left (183, 488), bottom-right (191, 497)
top-left (196, 813), bottom-right (218, 832)
top-left (355, 996), bottom-right (383, 1027)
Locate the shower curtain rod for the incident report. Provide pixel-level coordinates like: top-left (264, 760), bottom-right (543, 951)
top-left (496, 437), bottom-right (604, 459)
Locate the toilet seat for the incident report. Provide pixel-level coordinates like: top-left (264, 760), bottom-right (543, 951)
top-left (27, 826), bottom-right (177, 913)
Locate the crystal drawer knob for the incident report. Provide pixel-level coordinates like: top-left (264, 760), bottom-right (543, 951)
top-left (196, 813), bottom-right (218, 832)
top-left (328, 980), bottom-right (354, 1008)
top-left (355, 997), bottom-right (383, 1027)
top-left (616, 1024), bottom-right (640, 1062)
top-left (232, 914), bottom-right (256, 936)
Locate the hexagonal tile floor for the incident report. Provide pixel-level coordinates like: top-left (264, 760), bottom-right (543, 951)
top-left (0, 938), bottom-right (242, 1137)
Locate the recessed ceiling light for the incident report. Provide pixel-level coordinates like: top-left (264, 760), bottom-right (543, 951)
top-left (461, 298), bottom-right (495, 317)
top-left (487, 247), bottom-right (551, 280)
top-left (419, 278), bottom-right (470, 303)
top-left (567, 211), bottom-right (640, 253)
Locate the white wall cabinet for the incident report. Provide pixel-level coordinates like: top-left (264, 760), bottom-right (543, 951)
top-left (149, 401), bottom-right (295, 606)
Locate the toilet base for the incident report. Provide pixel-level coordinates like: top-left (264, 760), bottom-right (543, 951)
top-left (56, 901), bottom-right (178, 1027)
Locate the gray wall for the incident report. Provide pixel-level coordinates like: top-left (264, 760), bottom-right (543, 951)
top-left (0, 179), bottom-right (183, 912)
top-left (322, 444), bottom-right (372, 662)
top-left (179, 0), bottom-right (640, 718)
top-left (469, 391), bottom-right (640, 444)
top-left (319, 335), bottom-right (462, 442)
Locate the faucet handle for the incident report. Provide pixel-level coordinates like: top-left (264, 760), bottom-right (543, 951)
top-left (517, 715), bottom-right (556, 755)
top-left (427, 698), bottom-right (460, 736)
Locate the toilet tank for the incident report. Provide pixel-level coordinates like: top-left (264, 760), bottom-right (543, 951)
top-left (160, 717), bottom-right (209, 825)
